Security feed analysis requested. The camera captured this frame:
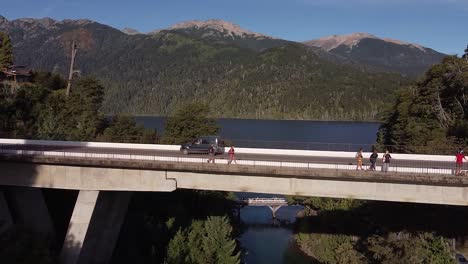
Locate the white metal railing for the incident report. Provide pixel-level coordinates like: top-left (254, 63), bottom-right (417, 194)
top-left (239, 197), bottom-right (288, 204)
top-left (0, 144), bottom-right (463, 176)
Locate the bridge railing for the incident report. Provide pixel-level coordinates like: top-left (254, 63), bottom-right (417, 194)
top-left (0, 143), bottom-right (463, 176)
top-left (240, 198), bottom-right (286, 202)
top-left (239, 197), bottom-right (288, 205)
top-left (0, 132), bottom-right (461, 154)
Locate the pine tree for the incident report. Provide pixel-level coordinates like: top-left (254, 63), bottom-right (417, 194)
top-left (0, 31), bottom-right (13, 69)
top-left (202, 216), bottom-right (240, 264)
top-left (187, 221), bottom-right (207, 264)
top-left (166, 229), bottom-right (189, 264)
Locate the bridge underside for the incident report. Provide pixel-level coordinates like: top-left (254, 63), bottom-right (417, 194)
top-left (1, 157), bottom-right (468, 206)
top-left (1, 157), bottom-right (468, 263)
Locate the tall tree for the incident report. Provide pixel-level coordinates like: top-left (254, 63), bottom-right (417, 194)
top-left (165, 102), bottom-right (219, 143)
top-left (166, 229), bottom-right (189, 264)
top-left (0, 32), bottom-right (13, 69)
top-left (166, 216), bottom-right (240, 264)
top-left (201, 216), bottom-right (240, 264)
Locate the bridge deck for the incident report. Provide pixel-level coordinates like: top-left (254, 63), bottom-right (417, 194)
top-left (0, 143), bottom-right (463, 176)
top-left (1, 154), bottom-right (468, 188)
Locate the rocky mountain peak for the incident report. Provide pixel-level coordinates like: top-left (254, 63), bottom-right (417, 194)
top-left (60, 19), bottom-right (93, 26)
top-left (122, 27), bottom-right (141, 35)
top-left (304, 32), bottom-right (425, 52)
top-left (167, 19), bottom-right (269, 38)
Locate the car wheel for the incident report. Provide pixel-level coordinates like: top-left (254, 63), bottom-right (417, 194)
top-left (182, 149), bottom-right (189, 155)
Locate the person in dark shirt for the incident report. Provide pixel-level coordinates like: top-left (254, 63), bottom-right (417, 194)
top-left (369, 149), bottom-right (378, 171)
top-left (207, 145), bottom-right (216, 164)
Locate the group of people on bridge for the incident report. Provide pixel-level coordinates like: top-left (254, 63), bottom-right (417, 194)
top-left (206, 143), bottom-right (468, 176)
top-left (356, 147), bottom-right (468, 175)
top-left (207, 145), bottom-right (237, 164)
top-left (355, 148), bottom-right (392, 172)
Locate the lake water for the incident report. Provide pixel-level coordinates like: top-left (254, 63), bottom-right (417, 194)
top-left (135, 116), bottom-right (380, 150)
top-left (136, 117), bottom-right (380, 264)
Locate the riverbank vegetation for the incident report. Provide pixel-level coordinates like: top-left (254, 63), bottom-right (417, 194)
top-left (289, 197), bottom-right (467, 263)
top-left (111, 190), bottom-right (240, 264)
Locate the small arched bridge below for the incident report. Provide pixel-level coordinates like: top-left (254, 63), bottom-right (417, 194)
top-left (238, 197), bottom-right (288, 218)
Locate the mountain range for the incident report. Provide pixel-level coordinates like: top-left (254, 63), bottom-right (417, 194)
top-left (304, 33), bottom-right (445, 76)
top-left (0, 16), bottom-right (447, 120)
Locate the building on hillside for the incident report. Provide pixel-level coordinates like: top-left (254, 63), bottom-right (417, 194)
top-left (0, 66), bottom-right (32, 83)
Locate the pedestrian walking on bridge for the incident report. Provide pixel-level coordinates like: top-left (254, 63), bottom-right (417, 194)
top-left (369, 149), bottom-right (378, 171)
top-left (207, 145), bottom-right (216, 164)
top-left (455, 148), bottom-right (467, 175)
top-left (355, 148), bottom-right (363, 170)
top-left (382, 150), bottom-right (392, 172)
top-left (228, 145), bottom-right (237, 165)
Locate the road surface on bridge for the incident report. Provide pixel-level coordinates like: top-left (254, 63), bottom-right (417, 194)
top-left (0, 143), bottom-right (456, 171)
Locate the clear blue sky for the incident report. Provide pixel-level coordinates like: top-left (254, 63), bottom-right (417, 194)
top-left (2, 0), bottom-right (467, 54)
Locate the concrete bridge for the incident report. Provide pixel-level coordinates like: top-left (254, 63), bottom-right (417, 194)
top-left (0, 138), bottom-right (467, 264)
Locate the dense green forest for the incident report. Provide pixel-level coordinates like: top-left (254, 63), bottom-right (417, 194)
top-left (1, 20), bottom-right (408, 120)
top-left (377, 56), bottom-right (468, 153)
top-left (99, 36), bottom-right (405, 121)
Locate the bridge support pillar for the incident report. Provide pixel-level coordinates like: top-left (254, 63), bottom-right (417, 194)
top-left (60, 190), bottom-right (132, 264)
top-left (267, 205), bottom-right (283, 219)
top-left (0, 191), bottom-right (13, 234)
top-left (6, 187), bottom-right (55, 236)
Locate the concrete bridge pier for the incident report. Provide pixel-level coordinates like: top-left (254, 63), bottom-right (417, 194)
top-left (0, 191), bottom-right (13, 234)
top-left (5, 187), bottom-right (55, 236)
top-left (60, 190), bottom-right (132, 264)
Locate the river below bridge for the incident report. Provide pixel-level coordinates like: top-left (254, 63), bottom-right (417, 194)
top-left (135, 116), bottom-right (380, 264)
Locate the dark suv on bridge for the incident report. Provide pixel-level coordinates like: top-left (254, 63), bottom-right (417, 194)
top-left (180, 136), bottom-right (225, 155)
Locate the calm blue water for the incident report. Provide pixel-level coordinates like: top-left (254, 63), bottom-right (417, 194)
top-left (135, 117), bottom-right (380, 264)
top-left (134, 116), bottom-right (380, 150)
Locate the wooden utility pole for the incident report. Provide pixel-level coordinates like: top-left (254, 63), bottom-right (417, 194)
top-left (66, 41), bottom-right (78, 97)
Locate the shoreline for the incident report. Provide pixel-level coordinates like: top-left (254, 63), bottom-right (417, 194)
top-left (129, 115), bottom-right (383, 123)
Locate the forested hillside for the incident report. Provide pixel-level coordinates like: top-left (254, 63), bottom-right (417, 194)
top-left (1, 16), bottom-right (407, 120)
top-left (377, 56), bottom-right (468, 153)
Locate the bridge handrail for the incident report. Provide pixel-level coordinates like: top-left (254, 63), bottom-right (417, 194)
top-left (0, 132), bottom-right (460, 154)
top-left (0, 138), bottom-right (457, 162)
top-left (0, 142), bottom-right (464, 176)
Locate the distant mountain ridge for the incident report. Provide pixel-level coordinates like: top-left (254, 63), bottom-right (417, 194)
top-left (304, 33), bottom-right (446, 76)
top-left (0, 15), bottom-right (408, 121)
top-left (158, 19), bottom-right (291, 52)
top-left (167, 19), bottom-right (269, 38)
top-left (304, 32), bottom-right (425, 52)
